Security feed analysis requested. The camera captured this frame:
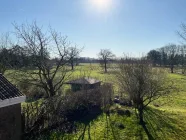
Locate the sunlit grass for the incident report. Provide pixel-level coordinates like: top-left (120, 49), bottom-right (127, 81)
top-left (5, 64), bottom-right (186, 139)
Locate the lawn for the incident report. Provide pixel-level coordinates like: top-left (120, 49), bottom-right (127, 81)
top-left (5, 63), bottom-right (186, 140)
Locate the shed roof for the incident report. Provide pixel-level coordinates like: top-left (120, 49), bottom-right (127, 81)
top-left (66, 77), bottom-right (101, 85)
top-left (0, 74), bottom-right (24, 100)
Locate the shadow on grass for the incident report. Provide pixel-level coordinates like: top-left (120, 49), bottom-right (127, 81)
top-left (77, 108), bottom-right (102, 140)
top-left (143, 107), bottom-right (186, 140)
top-left (77, 113), bottom-right (122, 140)
top-left (49, 107), bottom-right (186, 140)
top-left (107, 115), bottom-right (121, 140)
top-left (77, 107), bottom-right (102, 124)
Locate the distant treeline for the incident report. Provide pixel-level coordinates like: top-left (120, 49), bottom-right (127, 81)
top-left (147, 44), bottom-right (186, 73)
top-left (0, 45), bottom-right (49, 69)
top-left (78, 57), bottom-right (100, 63)
top-left (0, 45), bottom-right (96, 68)
top-left (0, 45), bottom-right (114, 69)
top-left (2, 43), bottom-right (186, 74)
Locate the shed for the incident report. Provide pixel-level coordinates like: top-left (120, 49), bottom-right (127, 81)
top-left (0, 74), bottom-right (26, 140)
top-left (66, 77), bottom-right (101, 92)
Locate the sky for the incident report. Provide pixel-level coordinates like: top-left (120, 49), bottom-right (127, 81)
top-left (1, 0), bottom-right (186, 58)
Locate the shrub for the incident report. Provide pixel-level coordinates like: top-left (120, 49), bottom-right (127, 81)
top-left (18, 81), bottom-right (45, 101)
top-left (59, 89), bottom-right (102, 122)
top-left (117, 108), bottom-right (131, 117)
top-left (27, 86), bottom-right (45, 101)
top-left (22, 83), bottom-right (114, 139)
top-left (59, 83), bottom-right (113, 122)
top-left (115, 122), bottom-right (125, 129)
top-left (119, 97), bottom-right (132, 107)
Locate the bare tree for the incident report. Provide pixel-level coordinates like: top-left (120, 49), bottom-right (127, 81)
top-left (165, 44), bottom-right (178, 73)
top-left (98, 49), bottom-right (115, 73)
top-left (13, 22), bottom-right (74, 97)
top-left (0, 33), bottom-right (11, 74)
top-left (178, 23), bottom-right (186, 42)
top-left (178, 45), bottom-right (186, 74)
top-left (67, 46), bottom-right (83, 70)
top-left (158, 47), bottom-right (168, 67)
top-left (177, 24), bottom-right (186, 74)
top-left (116, 59), bottom-right (174, 125)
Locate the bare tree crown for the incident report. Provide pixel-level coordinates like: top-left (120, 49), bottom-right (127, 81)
top-left (12, 22), bottom-right (77, 97)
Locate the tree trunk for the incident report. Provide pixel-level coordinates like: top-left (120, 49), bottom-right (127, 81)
top-left (71, 61), bottom-right (74, 70)
top-left (104, 62), bottom-right (107, 73)
top-left (138, 108), bottom-right (144, 124)
top-left (182, 64), bottom-right (184, 74)
top-left (71, 63), bottom-right (74, 70)
top-left (171, 65), bottom-right (174, 73)
top-left (47, 79), bottom-right (55, 97)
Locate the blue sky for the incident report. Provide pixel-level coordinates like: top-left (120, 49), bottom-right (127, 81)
top-left (1, 0), bottom-right (186, 58)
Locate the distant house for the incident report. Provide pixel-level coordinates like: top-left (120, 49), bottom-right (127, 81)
top-left (66, 77), bottom-right (101, 92)
top-left (0, 74), bottom-right (25, 140)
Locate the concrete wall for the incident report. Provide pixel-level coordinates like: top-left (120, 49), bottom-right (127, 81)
top-left (0, 103), bottom-right (22, 140)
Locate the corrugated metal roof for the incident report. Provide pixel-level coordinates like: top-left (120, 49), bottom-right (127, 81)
top-left (0, 74), bottom-right (24, 100)
top-left (66, 77), bottom-right (101, 85)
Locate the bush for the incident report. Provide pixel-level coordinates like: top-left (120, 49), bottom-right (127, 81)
top-left (119, 97), bottom-right (132, 107)
top-left (27, 86), bottom-right (45, 101)
top-left (117, 108), bottom-right (131, 117)
top-left (59, 83), bottom-right (113, 122)
top-left (22, 83), bottom-right (114, 139)
top-left (115, 122), bottom-right (125, 129)
top-left (59, 89), bottom-right (102, 121)
top-left (18, 81), bottom-right (45, 101)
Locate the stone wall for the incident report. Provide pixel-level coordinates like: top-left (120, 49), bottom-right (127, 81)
top-left (0, 103), bottom-right (22, 140)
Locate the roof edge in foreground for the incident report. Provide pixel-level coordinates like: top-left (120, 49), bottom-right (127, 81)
top-left (0, 96), bottom-right (26, 108)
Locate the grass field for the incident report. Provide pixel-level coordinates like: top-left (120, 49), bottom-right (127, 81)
top-left (6, 63), bottom-right (186, 140)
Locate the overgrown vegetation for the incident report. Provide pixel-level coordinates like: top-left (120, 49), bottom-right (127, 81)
top-left (116, 59), bottom-right (176, 139)
top-left (1, 21), bottom-right (186, 140)
top-left (4, 63), bottom-right (186, 140)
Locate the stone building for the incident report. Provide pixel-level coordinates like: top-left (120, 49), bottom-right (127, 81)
top-left (0, 74), bottom-right (25, 140)
top-left (66, 77), bottom-right (101, 92)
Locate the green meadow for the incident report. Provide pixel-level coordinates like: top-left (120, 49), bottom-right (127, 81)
top-left (6, 63), bottom-right (186, 140)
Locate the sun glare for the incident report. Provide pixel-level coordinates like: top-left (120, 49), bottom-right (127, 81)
top-left (89, 0), bottom-right (113, 13)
